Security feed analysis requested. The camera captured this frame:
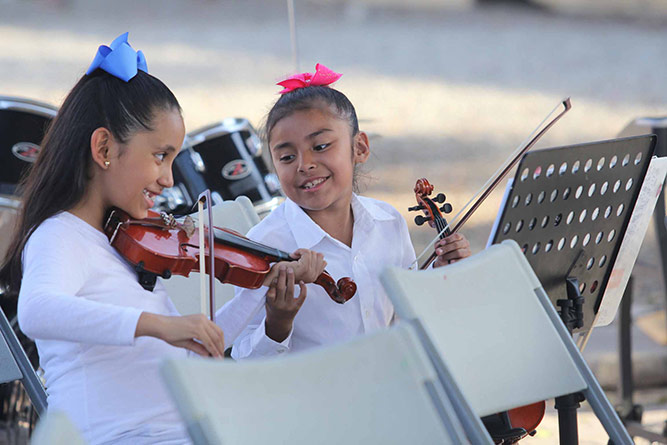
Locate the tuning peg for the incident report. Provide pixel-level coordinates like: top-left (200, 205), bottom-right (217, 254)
top-left (440, 203), bottom-right (453, 214)
top-left (434, 193), bottom-right (446, 203)
top-left (414, 215), bottom-right (430, 226)
top-left (408, 205), bottom-right (425, 212)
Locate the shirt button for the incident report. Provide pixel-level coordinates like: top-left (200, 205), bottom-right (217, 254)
top-left (364, 309), bottom-right (370, 318)
top-left (277, 348), bottom-right (286, 354)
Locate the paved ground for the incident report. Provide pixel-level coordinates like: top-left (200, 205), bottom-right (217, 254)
top-left (1, 0), bottom-right (666, 443)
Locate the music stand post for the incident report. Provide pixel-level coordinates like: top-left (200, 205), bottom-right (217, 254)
top-left (491, 135), bottom-right (656, 444)
top-left (615, 118), bottom-right (667, 442)
top-left (0, 307), bottom-right (47, 416)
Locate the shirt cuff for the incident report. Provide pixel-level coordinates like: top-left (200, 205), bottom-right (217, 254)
top-left (249, 316), bottom-right (293, 356)
top-left (119, 307), bottom-right (145, 346)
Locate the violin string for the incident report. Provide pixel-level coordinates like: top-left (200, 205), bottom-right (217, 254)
top-left (212, 227), bottom-right (292, 261)
top-left (410, 99), bottom-right (565, 270)
top-left (182, 214), bottom-right (293, 261)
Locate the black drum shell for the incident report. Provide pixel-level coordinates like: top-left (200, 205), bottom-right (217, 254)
top-left (188, 120), bottom-right (282, 205)
top-left (0, 98), bottom-right (57, 196)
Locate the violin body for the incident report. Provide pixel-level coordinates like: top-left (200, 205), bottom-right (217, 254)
top-left (105, 209), bottom-right (270, 289)
top-left (507, 402), bottom-right (545, 436)
top-left (104, 208), bottom-right (356, 303)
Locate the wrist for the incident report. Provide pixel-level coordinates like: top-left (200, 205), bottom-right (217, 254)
top-left (264, 317), bottom-right (292, 343)
top-left (135, 312), bottom-right (165, 338)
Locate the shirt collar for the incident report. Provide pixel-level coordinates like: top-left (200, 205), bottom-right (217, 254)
top-left (284, 194), bottom-right (396, 249)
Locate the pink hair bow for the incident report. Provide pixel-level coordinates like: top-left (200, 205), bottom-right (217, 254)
top-left (277, 64), bottom-right (342, 94)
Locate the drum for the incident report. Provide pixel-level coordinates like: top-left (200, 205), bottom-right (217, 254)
top-left (0, 97), bottom-right (57, 261)
top-left (155, 118), bottom-right (283, 217)
top-left (0, 96), bottom-right (57, 196)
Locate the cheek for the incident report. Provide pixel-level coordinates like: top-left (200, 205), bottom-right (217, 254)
top-left (273, 162), bottom-right (294, 184)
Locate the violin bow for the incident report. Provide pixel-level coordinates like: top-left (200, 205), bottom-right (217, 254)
top-left (415, 97), bottom-right (572, 270)
top-left (197, 190), bottom-right (216, 321)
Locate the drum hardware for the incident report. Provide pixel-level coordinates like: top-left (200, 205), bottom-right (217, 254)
top-left (0, 96), bottom-right (57, 118)
top-left (181, 142), bottom-right (206, 173)
top-left (0, 197), bottom-right (20, 211)
top-left (153, 184), bottom-right (189, 213)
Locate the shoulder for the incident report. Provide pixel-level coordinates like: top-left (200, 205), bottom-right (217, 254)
top-left (25, 213), bottom-right (103, 258)
top-left (246, 203), bottom-right (292, 243)
top-left (27, 213), bottom-right (76, 248)
top-left (359, 196), bottom-right (403, 218)
top-left (356, 195), bottom-right (412, 242)
top-left (356, 195), bottom-right (406, 225)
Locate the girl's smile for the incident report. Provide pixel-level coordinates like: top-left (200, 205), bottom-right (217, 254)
top-left (300, 176), bottom-right (329, 191)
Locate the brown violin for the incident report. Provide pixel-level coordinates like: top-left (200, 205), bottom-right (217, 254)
top-left (103, 208), bottom-right (357, 305)
top-left (409, 178), bottom-right (545, 442)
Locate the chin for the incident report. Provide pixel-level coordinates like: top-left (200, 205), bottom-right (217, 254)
top-left (122, 206), bottom-right (149, 220)
top-left (297, 198), bottom-right (334, 213)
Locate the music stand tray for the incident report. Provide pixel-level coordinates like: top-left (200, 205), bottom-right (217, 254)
top-left (490, 135), bottom-right (656, 334)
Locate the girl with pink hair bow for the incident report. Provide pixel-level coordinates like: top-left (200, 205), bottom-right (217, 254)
top-left (231, 64), bottom-right (471, 359)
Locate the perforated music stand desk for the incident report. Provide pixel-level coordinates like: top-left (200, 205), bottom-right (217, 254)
top-left (490, 135), bottom-right (656, 334)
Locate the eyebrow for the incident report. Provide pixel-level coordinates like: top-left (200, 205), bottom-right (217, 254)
top-left (272, 128), bottom-right (333, 151)
top-left (160, 145), bottom-right (177, 152)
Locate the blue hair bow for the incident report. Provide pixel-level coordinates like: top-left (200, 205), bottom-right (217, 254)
top-left (86, 32), bottom-right (148, 82)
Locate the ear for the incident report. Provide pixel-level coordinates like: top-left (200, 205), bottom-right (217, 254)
top-left (352, 131), bottom-right (370, 165)
top-left (90, 127), bottom-right (113, 170)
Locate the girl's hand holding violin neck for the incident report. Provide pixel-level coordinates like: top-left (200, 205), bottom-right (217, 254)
top-left (264, 266), bottom-right (307, 343)
top-left (135, 312), bottom-right (225, 358)
top-left (433, 233), bottom-right (472, 268)
top-left (261, 248), bottom-right (326, 287)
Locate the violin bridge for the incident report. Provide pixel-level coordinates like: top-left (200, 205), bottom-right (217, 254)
top-left (181, 216), bottom-right (196, 238)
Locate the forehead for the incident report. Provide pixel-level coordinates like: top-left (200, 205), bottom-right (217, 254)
top-left (269, 106), bottom-right (349, 146)
top-left (128, 108), bottom-right (185, 150)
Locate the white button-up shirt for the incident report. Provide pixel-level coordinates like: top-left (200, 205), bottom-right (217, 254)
top-left (229, 195), bottom-right (416, 359)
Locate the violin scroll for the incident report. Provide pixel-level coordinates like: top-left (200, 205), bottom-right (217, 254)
top-left (312, 273), bottom-right (357, 304)
top-left (336, 277), bottom-right (357, 302)
top-left (408, 178), bottom-right (453, 232)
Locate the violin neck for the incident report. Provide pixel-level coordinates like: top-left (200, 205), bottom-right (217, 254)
top-left (212, 228), bottom-right (293, 262)
top-left (435, 217), bottom-right (451, 239)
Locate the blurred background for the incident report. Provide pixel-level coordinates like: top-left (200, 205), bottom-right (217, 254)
top-left (1, 0), bottom-right (666, 443)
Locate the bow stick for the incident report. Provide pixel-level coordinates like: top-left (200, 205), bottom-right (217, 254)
top-left (197, 190), bottom-right (216, 321)
top-left (413, 97), bottom-right (572, 270)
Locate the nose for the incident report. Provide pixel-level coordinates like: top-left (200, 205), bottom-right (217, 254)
top-left (158, 164), bottom-right (175, 189)
top-left (297, 151), bottom-right (316, 173)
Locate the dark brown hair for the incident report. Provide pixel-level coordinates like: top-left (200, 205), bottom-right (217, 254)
top-left (0, 69), bottom-right (181, 297)
top-left (264, 86), bottom-right (359, 145)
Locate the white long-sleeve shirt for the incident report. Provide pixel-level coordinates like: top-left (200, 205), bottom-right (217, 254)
top-left (231, 195), bottom-right (416, 359)
top-left (18, 212), bottom-right (190, 445)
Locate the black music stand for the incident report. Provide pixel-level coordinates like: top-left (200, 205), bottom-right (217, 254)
top-left (490, 134), bottom-right (656, 444)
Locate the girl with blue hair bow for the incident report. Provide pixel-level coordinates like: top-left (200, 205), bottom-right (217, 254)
top-left (0, 33), bottom-right (324, 444)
